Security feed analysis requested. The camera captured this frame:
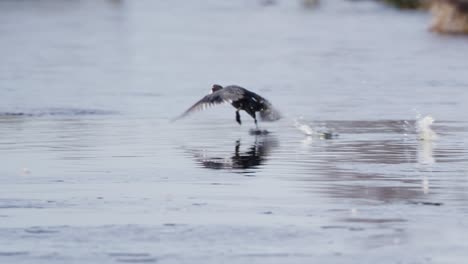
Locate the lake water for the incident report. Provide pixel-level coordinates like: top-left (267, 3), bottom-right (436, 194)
top-left (1, 0), bottom-right (468, 263)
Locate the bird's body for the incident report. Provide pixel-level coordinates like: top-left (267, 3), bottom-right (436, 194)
top-left (175, 84), bottom-right (280, 128)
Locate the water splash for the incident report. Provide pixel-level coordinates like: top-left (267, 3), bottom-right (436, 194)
top-left (416, 115), bottom-right (437, 141)
top-left (294, 118), bottom-right (315, 136)
top-left (415, 115), bottom-right (436, 195)
top-left (294, 118), bottom-right (337, 139)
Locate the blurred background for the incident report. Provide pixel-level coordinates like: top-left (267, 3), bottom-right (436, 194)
top-left (1, 0), bottom-right (468, 263)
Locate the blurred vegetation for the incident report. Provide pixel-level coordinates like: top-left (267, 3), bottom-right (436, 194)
top-left (372, 0), bottom-right (468, 34)
top-left (380, 0), bottom-right (423, 9)
top-left (430, 0), bottom-right (468, 34)
top-left (377, 0), bottom-right (431, 9)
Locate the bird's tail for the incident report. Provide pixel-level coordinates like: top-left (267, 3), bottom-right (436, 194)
top-left (259, 101), bottom-right (281, 122)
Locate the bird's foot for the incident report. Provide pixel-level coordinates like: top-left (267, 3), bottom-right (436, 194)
top-left (249, 129), bottom-right (270, 136)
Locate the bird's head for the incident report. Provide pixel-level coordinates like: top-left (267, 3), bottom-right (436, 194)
top-left (211, 84), bottom-right (223, 93)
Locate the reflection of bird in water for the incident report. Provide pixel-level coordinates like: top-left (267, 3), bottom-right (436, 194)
top-left (189, 136), bottom-right (278, 172)
top-left (174, 84), bottom-right (281, 129)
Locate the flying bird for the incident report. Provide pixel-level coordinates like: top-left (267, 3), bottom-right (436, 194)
top-left (174, 84), bottom-right (281, 128)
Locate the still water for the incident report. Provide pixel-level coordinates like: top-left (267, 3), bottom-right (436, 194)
top-left (1, 0), bottom-right (468, 263)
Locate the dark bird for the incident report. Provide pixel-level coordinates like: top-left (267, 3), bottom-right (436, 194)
top-left (174, 84), bottom-right (281, 128)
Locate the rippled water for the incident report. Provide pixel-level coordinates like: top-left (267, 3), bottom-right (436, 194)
top-left (1, 0), bottom-right (468, 263)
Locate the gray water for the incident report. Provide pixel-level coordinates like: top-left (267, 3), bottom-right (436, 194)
top-left (1, 0), bottom-right (468, 263)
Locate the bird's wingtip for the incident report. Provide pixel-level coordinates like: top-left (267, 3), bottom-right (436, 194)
top-left (170, 113), bottom-right (185, 123)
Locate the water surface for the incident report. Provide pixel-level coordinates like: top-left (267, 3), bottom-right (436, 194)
top-left (1, 0), bottom-right (468, 263)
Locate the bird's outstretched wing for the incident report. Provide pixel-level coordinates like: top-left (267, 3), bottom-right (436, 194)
top-left (172, 87), bottom-right (245, 121)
